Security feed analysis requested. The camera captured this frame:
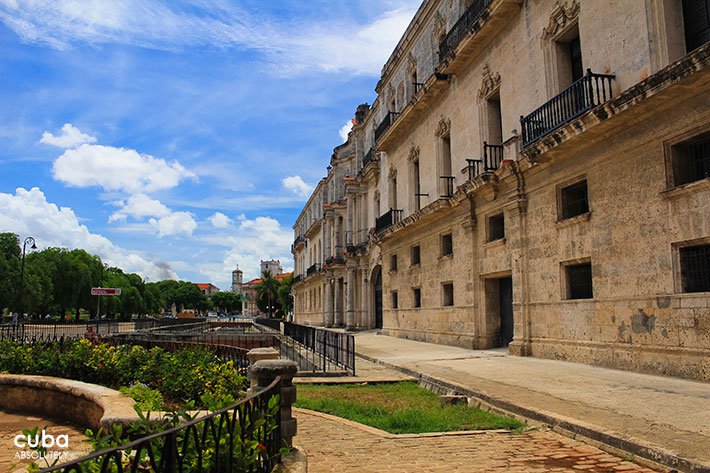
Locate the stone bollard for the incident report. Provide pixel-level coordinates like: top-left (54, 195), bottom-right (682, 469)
top-left (248, 359), bottom-right (298, 448)
top-left (246, 348), bottom-right (280, 390)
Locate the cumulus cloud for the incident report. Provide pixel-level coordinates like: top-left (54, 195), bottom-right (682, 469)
top-left (149, 211), bottom-right (197, 238)
top-left (208, 212), bottom-right (232, 228)
top-left (282, 175), bottom-right (312, 198)
top-left (52, 143), bottom-right (195, 193)
top-left (40, 123), bottom-right (97, 148)
top-left (0, 187), bottom-right (178, 281)
top-left (109, 193), bottom-right (170, 222)
top-left (339, 120), bottom-right (353, 143)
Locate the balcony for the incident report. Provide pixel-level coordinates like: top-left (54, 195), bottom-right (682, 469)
top-left (293, 234), bottom-right (305, 248)
top-left (520, 69), bottom-right (615, 147)
top-left (440, 176), bottom-right (455, 197)
top-left (439, 0), bottom-right (493, 63)
top-left (483, 142), bottom-right (504, 171)
top-left (292, 274), bottom-right (303, 284)
top-left (375, 208), bottom-right (404, 233)
top-left (306, 263), bottom-right (321, 277)
top-left (362, 148), bottom-right (375, 167)
top-left (375, 112), bottom-right (400, 142)
top-left (462, 159), bottom-right (483, 181)
top-left (325, 255), bottom-right (346, 266)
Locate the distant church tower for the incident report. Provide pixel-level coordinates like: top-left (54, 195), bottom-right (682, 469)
top-left (231, 266), bottom-right (243, 295)
top-left (260, 259), bottom-right (283, 276)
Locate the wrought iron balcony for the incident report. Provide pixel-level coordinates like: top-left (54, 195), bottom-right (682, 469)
top-left (306, 263), bottom-right (321, 277)
top-left (292, 274), bottom-right (303, 284)
top-left (520, 69), bottom-right (615, 147)
top-left (440, 176), bottom-right (455, 197)
top-left (362, 148), bottom-right (375, 167)
top-left (374, 111), bottom-right (400, 142)
top-left (483, 142), bottom-right (504, 171)
top-left (463, 159), bottom-right (483, 181)
top-left (375, 208), bottom-right (404, 233)
top-left (293, 234), bottom-right (305, 248)
top-left (325, 255), bottom-right (346, 266)
top-left (439, 0), bottom-right (493, 63)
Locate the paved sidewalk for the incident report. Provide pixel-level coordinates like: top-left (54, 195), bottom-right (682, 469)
top-left (294, 408), bottom-right (661, 473)
top-left (354, 332), bottom-right (710, 473)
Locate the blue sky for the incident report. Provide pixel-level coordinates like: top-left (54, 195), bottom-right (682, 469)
top-left (0, 0), bottom-right (417, 288)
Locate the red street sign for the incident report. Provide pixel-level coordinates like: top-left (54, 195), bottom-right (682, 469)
top-left (91, 288), bottom-right (121, 296)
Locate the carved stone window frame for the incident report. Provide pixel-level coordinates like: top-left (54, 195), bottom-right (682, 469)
top-left (541, 0), bottom-right (581, 97)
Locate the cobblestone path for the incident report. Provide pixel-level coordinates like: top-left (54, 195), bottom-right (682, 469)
top-left (294, 409), bottom-right (660, 473)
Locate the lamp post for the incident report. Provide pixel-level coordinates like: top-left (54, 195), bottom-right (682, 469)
top-left (17, 236), bottom-right (37, 320)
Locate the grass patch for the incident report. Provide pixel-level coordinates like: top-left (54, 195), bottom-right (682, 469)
top-left (295, 382), bottom-right (525, 434)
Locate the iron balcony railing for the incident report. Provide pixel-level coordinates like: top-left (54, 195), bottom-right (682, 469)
top-left (484, 142), bottom-right (504, 171)
top-left (374, 111), bottom-right (400, 142)
top-left (439, 0), bottom-right (493, 62)
top-left (306, 263), bottom-right (321, 277)
top-left (375, 208), bottom-right (404, 233)
top-left (293, 234), bottom-right (305, 247)
top-left (292, 274), bottom-right (303, 284)
top-left (463, 158), bottom-right (483, 181)
top-left (325, 255), bottom-right (346, 265)
top-left (282, 322), bottom-right (355, 375)
top-left (362, 148), bottom-right (375, 167)
top-left (440, 176), bottom-right (455, 197)
top-left (413, 82), bottom-right (425, 93)
top-left (521, 69), bottom-right (615, 146)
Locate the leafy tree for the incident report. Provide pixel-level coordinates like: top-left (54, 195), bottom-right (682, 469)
top-left (277, 274), bottom-right (293, 316)
top-left (210, 292), bottom-right (242, 314)
top-left (0, 233), bottom-right (20, 313)
top-left (256, 271), bottom-right (280, 318)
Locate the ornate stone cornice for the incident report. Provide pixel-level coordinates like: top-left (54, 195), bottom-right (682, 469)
top-left (435, 117), bottom-right (451, 138)
top-left (542, 0), bottom-right (580, 41)
top-left (478, 64), bottom-right (501, 98)
top-left (408, 145), bottom-right (420, 162)
top-left (388, 165), bottom-right (397, 179)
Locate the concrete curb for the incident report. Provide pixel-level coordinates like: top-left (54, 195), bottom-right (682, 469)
top-left (355, 352), bottom-right (710, 473)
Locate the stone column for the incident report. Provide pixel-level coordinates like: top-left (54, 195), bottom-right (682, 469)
top-left (346, 193), bottom-right (354, 245)
top-left (334, 278), bottom-right (343, 327)
top-left (324, 277), bottom-right (334, 327)
top-left (359, 267), bottom-right (369, 329)
top-left (334, 216), bottom-right (341, 251)
top-left (248, 359), bottom-right (298, 448)
top-left (247, 347), bottom-right (280, 390)
top-left (346, 266), bottom-right (356, 330)
top-left (324, 217), bottom-right (332, 259)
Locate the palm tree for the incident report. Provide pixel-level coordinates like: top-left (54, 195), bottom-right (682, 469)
top-left (256, 270), bottom-right (280, 318)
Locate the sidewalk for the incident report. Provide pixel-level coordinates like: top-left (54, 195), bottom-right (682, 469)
top-left (354, 332), bottom-right (710, 473)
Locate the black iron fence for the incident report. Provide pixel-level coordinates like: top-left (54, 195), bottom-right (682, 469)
top-left (374, 111), bottom-right (399, 142)
top-left (254, 317), bottom-right (282, 333)
top-left (306, 263), bottom-right (321, 277)
top-left (439, 0), bottom-right (493, 62)
top-left (483, 142), bottom-right (504, 171)
top-left (282, 322), bottom-right (355, 375)
top-left (375, 208), bottom-right (403, 233)
top-left (521, 69), bottom-right (615, 146)
top-left (362, 148), bottom-right (375, 167)
top-left (40, 376), bottom-right (283, 473)
top-left (463, 158), bottom-right (483, 181)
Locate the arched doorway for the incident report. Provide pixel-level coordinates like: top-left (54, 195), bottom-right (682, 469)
top-left (372, 266), bottom-right (383, 329)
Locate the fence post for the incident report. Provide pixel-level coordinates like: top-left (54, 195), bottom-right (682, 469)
top-left (248, 359), bottom-right (298, 447)
top-left (246, 347), bottom-right (280, 390)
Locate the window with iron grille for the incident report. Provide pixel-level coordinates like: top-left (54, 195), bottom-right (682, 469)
top-left (680, 245), bottom-right (710, 292)
top-left (565, 262), bottom-right (593, 299)
top-left (559, 180), bottom-right (589, 220)
top-left (390, 254), bottom-right (398, 272)
top-left (488, 213), bottom-right (505, 241)
top-left (671, 133), bottom-right (710, 186)
top-left (441, 233), bottom-right (453, 256)
top-left (411, 245), bottom-right (421, 266)
top-left (413, 287), bottom-right (422, 308)
top-left (442, 282), bottom-right (454, 306)
top-left (392, 291), bottom-right (399, 309)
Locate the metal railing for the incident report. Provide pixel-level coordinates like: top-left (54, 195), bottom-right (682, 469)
top-left (41, 376), bottom-right (283, 473)
top-left (254, 317), bottom-right (282, 333)
top-left (375, 208), bottom-right (403, 233)
top-left (521, 69), bottom-right (615, 146)
top-left (483, 142), bottom-right (504, 171)
top-left (463, 158), bottom-right (483, 181)
top-left (325, 255), bottom-right (346, 266)
top-left (292, 274), bottom-right (303, 284)
top-left (306, 263), bottom-right (321, 277)
top-left (374, 111), bottom-right (399, 142)
top-left (439, 0), bottom-right (493, 62)
top-left (362, 148), bottom-right (375, 167)
top-left (282, 322), bottom-right (355, 375)
top-left (440, 176), bottom-right (455, 197)
top-left (413, 82), bottom-right (425, 93)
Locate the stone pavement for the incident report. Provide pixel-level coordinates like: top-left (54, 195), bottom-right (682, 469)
top-left (293, 355), bottom-right (415, 384)
top-left (353, 332), bottom-right (710, 473)
top-left (294, 408), bottom-right (661, 473)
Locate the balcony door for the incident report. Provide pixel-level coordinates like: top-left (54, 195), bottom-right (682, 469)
top-left (683, 0), bottom-right (710, 52)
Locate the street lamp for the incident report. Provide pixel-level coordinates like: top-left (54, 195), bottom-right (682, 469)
top-left (17, 236), bottom-right (37, 320)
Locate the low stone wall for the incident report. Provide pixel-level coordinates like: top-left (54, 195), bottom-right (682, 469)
top-left (0, 374), bottom-right (138, 430)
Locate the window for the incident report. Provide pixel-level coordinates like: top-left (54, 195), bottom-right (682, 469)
top-left (390, 254), bottom-right (398, 272)
top-left (441, 233), bottom-right (453, 256)
top-left (392, 291), bottom-right (399, 309)
top-left (680, 244), bottom-right (710, 292)
top-left (682, 0), bottom-right (710, 53)
top-left (565, 262), bottom-right (593, 299)
top-left (412, 159), bottom-right (422, 211)
top-left (485, 92), bottom-right (503, 146)
top-left (559, 180), bottom-right (589, 220)
top-left (670, 133), bottom-right (710, 186)
top-left (488, 213), bottom-right (505, 241)
top-left (411, 245), bottom-right (421, 266)
top-left (413, 287), bottom-right (422, 308)
top-left (442, 282), bottom-right (454, 306)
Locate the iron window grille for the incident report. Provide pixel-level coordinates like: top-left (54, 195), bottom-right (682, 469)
top-left (413, 287), bottom-right (422, 308)
top-left (488, 213), bottom-right (505, 241)
top-left (566, 262), bottom-right (594, 299)
top-left (441, 233), bottom-right (453, 256)
top-left (680, 244), bottom-right (710, 293)
top-left (411, 245), bottom-right (421, 266)
top-left (671, 133), bottom-right (710, 186)
top-left (442, 283), bottom-right (454, 306)
top-left (560, 180), bottom-right (589, 220)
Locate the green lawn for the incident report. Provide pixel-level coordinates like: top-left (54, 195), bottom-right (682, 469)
top-left (295, 382), bottom-right (525, 434)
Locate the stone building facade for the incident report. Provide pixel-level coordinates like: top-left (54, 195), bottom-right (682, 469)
top-left (291, 0), bottom-right (710, 381)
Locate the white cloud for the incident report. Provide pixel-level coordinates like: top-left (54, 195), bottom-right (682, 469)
top-left (149, 211), bottom-right (197, 238)
top-left (52, 143), bottom-right (195, 193)
top-left (339, 120), bottom-right (353, 143)
top-left (282, 175), bottom-right (312, 198)
top-left (40, 123), bottom-right (97, 148)
top-left (208, 212), bottom-right (232, 228)
top-left (0, 187), bottom-right (178, 281)
top-left (109, 193), bottom-right (171, 222)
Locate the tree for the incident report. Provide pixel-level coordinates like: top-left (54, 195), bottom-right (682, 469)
top-left (210, 291), bottom-right (242, 314)
top-left (277, 274), bottom-right (293, 317)
top-left (0, 233), bottom-right (20, 313)
top-left (256, 271), bottom-right (280, 318)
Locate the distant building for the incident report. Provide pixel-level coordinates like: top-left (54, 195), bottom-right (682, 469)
top-left (242, 272), bottom-right (292, 317)
top-left (260, 259), bottom-right (283, 277)
top-left (231, 266), bottom-right (243, 295)
top-left (195, 283), bottom-right (220, 296)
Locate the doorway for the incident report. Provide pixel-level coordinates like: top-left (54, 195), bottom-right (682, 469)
top-left (498, 277), bottom-right (513, 346)
top-left (373, 267), bottom-right (383, 329)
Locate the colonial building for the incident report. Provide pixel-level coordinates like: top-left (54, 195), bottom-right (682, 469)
top-left (239, 260), bottom-right (289, 316)
top-left (292, 0), bottom-right (710, 381)
top-left (195, 283), bottom-right (220, 296)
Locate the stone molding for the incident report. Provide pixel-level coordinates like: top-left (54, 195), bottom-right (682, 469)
top-left (542, 0), bottom-right (580, 41)
top-left (478, 64), bottom-right (501, 98)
